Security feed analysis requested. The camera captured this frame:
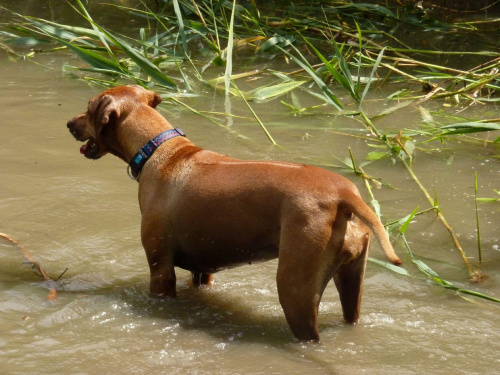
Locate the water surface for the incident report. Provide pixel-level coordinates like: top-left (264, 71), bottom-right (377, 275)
top-left (1, 3), bottom-right (500, 374)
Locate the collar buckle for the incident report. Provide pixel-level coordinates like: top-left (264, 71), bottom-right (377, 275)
top-left (127, 165), bottom-right (139, 181)
top-left (128, 128), bottom-right (186, 182)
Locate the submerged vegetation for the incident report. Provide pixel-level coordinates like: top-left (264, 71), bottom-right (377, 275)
top-left (1, 1), bottom-right (499, 300)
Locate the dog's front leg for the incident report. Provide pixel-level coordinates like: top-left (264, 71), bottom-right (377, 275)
top-left (141, 228), bottom-right (177, 298)
top-left (191, 272), bottom-right (213, 286)
top-left (147, 252), bottom-right (177, 298)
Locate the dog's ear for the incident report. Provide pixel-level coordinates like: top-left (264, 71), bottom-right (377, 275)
top-left (148, 91), bottom-right (162, 109)
top-left (89, 94), bottom-right (120, 128)
top-left (98, 95), bottom-right (119, 125)
top-left (130, 85), bottom-right (162, 108)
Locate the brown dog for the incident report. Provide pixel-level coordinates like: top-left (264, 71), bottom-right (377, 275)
top-left (67, 85), bottom-right (401, 341)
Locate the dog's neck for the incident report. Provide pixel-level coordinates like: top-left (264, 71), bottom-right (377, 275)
top-left (127, 128), bottom-right (186, 180)
top-left (108, 106), bottom-right (190, 175)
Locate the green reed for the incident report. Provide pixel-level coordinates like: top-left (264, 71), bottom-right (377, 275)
top-left (1, 0), bottom-right (499, 293)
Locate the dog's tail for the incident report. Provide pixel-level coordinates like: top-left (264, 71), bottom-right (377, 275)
top-left (342, 193), bottom-right (402, 265)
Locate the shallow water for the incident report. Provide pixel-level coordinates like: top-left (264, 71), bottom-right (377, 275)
top-left (1, 3), bottom-right (500, 375)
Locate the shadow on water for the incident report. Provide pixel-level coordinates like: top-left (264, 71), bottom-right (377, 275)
top-left (117, 278), bottom-right (346, 374)
top-left (1, 234), bottom-right (345, 372)
top-left (0, 235), bottom-right (340, 340)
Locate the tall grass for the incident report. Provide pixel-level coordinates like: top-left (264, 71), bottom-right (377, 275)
top-left (1, 1), bottom-right (499, 296)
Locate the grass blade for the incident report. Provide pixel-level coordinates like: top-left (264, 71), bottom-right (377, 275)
top-left (224, 0), bottom-right (236, 95)
top-left (303, 37), bottom-right (355, 101)
top-left (99, 35), bottom-right (176, 89)
top-left (257, 34), bottom-right (295, 53)
top-left (74, 0), bottom-right (120, 65)
top-left (399, 205), bottom-right (419, 235)
top-left (368, 257), bottom-right (410, 276)
top-left (172, 0), bottom-right (188, 53)
top-left (400, 234), bottom-right (498, 303)
top-left (230, 79), bottom-right (277, 145)
top-left (359, 47), bottom-right (386, 106)
top-left (439, 122), bottom-right (500, 133)
top-left (249, 80), bottom-right (306, 101)
top-left (23, 21), bottom-right (123, 73)
top-left (428, 122), bottom-right (500, 141)
top-left (276, 43), bottom-right (344, 110)
top-left (331, 39), bottom-right (358, 101)
top-left (474, 170), bottom-right (482, 263)
top-left (75, 0), bottom-right (176, 89)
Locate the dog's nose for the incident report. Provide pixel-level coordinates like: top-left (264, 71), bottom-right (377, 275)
top-left (67, 120), bottom-right (72, 128)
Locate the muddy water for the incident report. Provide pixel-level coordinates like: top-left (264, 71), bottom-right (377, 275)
top-left (1, 7), bottom-right (500, 375)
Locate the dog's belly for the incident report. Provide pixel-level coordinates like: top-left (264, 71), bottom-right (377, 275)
top-left (165, 177), bottom-right (284, 273)
top-left (173, 241), bottom-right (279, 273)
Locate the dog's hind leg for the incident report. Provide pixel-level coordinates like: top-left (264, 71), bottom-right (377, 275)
top-left (276, 221), bottom-right (337, 341)
top-left (276, 261), bottom-right (322, 340)
top-left (333, 233), bottom-right (370, 324)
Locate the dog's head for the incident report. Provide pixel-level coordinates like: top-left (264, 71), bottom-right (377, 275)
top-left (66, 85), bottom-right (162, 159)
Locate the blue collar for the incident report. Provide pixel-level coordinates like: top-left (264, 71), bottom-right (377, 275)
top-left (127, 127), bottom-right (186, 180)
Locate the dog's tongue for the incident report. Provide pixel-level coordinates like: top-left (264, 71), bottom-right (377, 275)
top-left (80, 139), bottom-right (93, 154)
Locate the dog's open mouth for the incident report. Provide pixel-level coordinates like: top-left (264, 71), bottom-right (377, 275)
top-left (80, 138), bottom-right (96, 155)
top-left (79, 138), bottom-right (103, 159)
